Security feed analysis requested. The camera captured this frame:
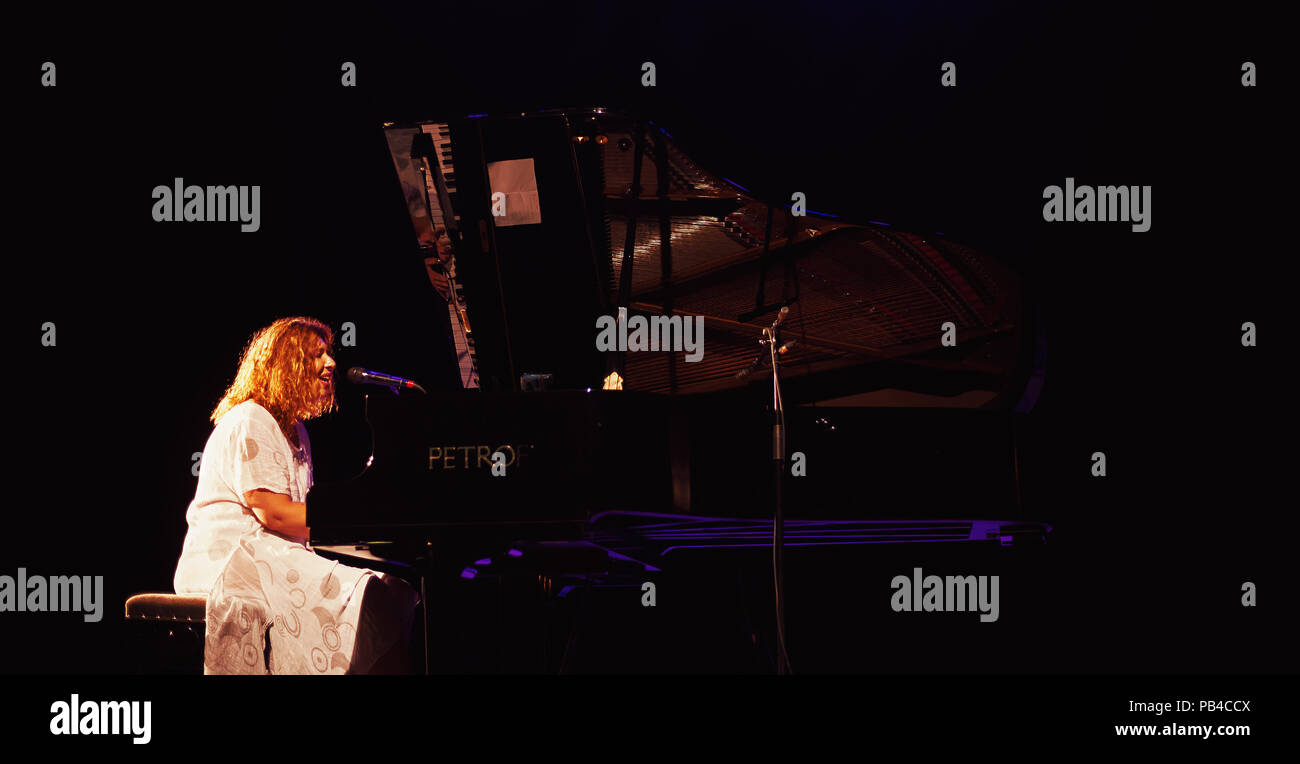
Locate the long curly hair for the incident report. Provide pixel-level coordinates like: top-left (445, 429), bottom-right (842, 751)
top-left (212, 317), bottom-right (336, 441)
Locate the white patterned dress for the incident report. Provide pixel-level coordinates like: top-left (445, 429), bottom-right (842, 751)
top-left (174, 400), bottom-right (418, 674)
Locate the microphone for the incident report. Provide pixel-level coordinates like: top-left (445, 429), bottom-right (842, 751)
top-left (740, 306), bottom-right (796, 378)
top-left (764, 305), bottom-right (790, 338)
top-left (346, 367), bottom-right (427, 394)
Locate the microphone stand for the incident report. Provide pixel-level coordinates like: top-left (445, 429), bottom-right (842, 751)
top-left (763, 313), bottom-right (792, 675)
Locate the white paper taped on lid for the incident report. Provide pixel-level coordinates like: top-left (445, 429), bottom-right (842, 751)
top-left (487, 157), bottom-right (543, 227)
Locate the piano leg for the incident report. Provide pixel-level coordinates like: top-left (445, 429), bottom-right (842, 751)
top-left (421, 571), bottom-right (431, 675)
top-left (413, 544), bottom-right (506, 674)
top-left (416, 551), bottom-right (449, 676)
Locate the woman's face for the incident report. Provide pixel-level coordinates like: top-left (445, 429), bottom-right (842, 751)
top-left (310, 335), bottom-right (336, 408)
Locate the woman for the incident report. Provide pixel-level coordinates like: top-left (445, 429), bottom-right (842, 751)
top-left (174, 316), bottom-right (419, 674)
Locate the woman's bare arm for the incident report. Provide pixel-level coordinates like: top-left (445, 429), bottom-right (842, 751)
top-left (243, 489), bottom-right (309, 539)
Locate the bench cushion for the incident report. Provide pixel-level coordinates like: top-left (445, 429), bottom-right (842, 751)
top-left (125, 593), bottom-right (207, 623)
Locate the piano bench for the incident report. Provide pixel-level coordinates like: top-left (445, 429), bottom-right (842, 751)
top-left (123, 593), bottom-right (206, 674)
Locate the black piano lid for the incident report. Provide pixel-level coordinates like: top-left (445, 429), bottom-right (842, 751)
top-left (382, 107), bottom-right (1036, 408)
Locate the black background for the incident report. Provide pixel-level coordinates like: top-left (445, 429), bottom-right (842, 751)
top-left (2, 0), bottom-right (1291, 701)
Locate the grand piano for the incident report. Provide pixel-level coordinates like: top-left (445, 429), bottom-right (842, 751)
top-left (307, 108), bottom-right (1051, 673)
